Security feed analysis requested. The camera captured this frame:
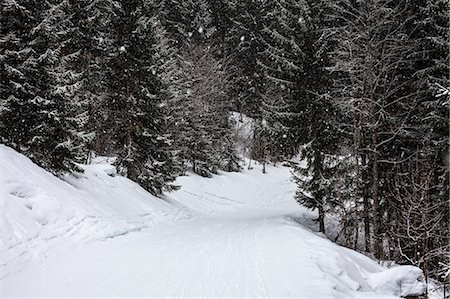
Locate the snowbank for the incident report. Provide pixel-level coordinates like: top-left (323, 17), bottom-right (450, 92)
top-left (367, 265), bottom-right (427, 297)
top-left (0, 145), bottom-right (189, 277)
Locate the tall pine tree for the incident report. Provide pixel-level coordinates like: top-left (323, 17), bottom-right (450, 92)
top-left (108, 0), bottom-right (178, 195)
top-left (1, 0), bottom-right (85, 173)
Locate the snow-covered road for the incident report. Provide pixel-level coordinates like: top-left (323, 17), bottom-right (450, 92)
top-left (1, 148), bottom-right (424, 298)
top-left (3, 209), bottom-right (399, 298)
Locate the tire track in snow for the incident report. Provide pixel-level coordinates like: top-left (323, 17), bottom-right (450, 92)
top-left (217, 221), bottom-right (250, 297)
top-left (252, 217), bottom-right (269, 298)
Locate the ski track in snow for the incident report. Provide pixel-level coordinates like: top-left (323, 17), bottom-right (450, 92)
top-left (2, 215), bottom-right (399, 298)
top-left (1, 150), bottom-right (422, 298)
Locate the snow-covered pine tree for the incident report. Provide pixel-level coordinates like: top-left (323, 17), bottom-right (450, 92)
top-left (203, 0), bottom-right (270, 169)
top-left (39, 0), bottom-right (92, 165)
top-left (261, 0), bottom-right (343, 233)
top-left (258, 0), bottom-right (311, 158)
top-left (207, 0), bottom-right (236, 58)
top-left (159, 0), bottom-right (212, 47)
top-left (179, 44), bottom-right (236, 176)
top-left (1, 0), bottom-right (42, 144)
top-left (150, 16), bottom-right (188, 176)
top-left (65, 0), bottom-right (119, 157)
top-left (330, 0), bottom-right (416, 259)
top-left (108, 0), bottom-right (178, 196)
top-left (1, 0), bottom-right (84, 173)
top-left (226, 0), bottom-right (267, 119)
top-left (383, 0), bottom-right (449, 280)
top-left (156, 0), bottom-right (241, 176)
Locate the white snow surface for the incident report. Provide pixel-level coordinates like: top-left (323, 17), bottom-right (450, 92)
top-left (0, 145), bottom-right (189, 279)
top-left (1, 145), bottom-right (426, 298)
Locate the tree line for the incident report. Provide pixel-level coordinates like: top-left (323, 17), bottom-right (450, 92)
top-left (1, 0), bottom-right (241, 196)
top-left (1, 0), bottom-right (448, 285)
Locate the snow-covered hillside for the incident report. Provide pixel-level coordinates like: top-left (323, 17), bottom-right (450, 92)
top-left (1, 145), bottom-right (427, 298)
top-left (0, 145), bottom-right (190, 278)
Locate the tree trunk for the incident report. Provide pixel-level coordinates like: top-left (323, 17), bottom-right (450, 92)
top-left (361, 152), bottom-right (371, 253)
top-left (353, 220), bottom-right (359, 250)
top-left (313, 148), bottom-right (325, 233)
top-left (363, 0), bottom-right (382, 258)
top-left (95, 117), bottom-right (103, 155)
top-left (371, 126), bottom-right (382, 259)
top-left (318, 204), bottom-right (325, 233)
top-left (126, 84), bottom-right (135, 180)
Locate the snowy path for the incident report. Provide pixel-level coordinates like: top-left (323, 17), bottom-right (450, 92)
top-left (3, 209), bottom-right (398, 298)
top-left (1, 156), bottom-right (414, 298)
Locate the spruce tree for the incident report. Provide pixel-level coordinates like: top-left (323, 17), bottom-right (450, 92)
top-left (159, 0), bottom-right (212, 47)
top-left (66, 0), bottom-right (119, 157)
top-left (151, 16), bottom-right (188, 176)
top-left (258, 0), bottom-right (311, 158)
top-left (384, 0), bottom-right (449, 279)
top-left (108, 0), bottom-right (178, 195)
top-left (260, 0), bottom-right (342, 232)
top-left (180, 45), bottom-right (234, 176)
top-left (229, 0), bottom-right (267, 118)
top-left (208, 0), bottom-right (268, 165)
top-left (1, 0), bottom-right (84, 173)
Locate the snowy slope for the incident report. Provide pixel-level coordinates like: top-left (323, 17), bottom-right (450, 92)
top-left (0, 145), bottom-right (189, 278)
top-left (1, 146), bottom-right (426, 298)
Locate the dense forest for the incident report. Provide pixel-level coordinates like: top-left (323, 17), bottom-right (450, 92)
top-left (1, 0), bottom-right (448, 287)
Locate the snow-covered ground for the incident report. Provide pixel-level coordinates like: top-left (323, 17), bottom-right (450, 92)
top-left (0, 145), bottom-right (190, 280)
top-left (1, 145), bottom-right (427, 298)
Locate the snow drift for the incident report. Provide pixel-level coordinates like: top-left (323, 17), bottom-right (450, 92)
top-left (0, 145), bottom-right (189, 278)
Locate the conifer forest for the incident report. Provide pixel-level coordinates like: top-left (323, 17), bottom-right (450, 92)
top-left (1, 0), bottom-right (449, 298)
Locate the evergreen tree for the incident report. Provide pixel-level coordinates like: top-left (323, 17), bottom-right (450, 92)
top-left (207, 0), bottom-right (236, 57)
top-left (66, 0), bottom-right (119, 157)
top-left (156, 0), bottom-right (241, 177)
top-left (1, 0), bottom-right (84, 173)
top-left (383, 0), bottom-right (449, 280)
top-left (229, 0), bottom-right (267, 118)
top-left (41, 0), bottom-right (92, 163)
top-left (151, 16), bottom-right (189, 176)
top-left (159, 0), bottom-right (212, 47)
top-left (208, 0), bottom-right (269, 165)
top-left (108, 0), bottom-right (178, 195)
top-left (180, 45), bottom-right (236, 176)
top-left (260, 0), bottom-right (342, 232)
top-left (258, 0), bottom-right (310, 158)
